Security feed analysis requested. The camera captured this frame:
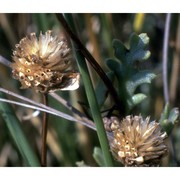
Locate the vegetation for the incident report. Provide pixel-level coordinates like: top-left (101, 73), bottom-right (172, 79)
top-left (0, 13), bottom-right (179, 167)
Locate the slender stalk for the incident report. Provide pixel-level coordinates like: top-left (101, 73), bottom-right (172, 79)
top-left (170, 15), bottom-right (180, 104)
top-left (50, 92), bottom-right (92, 123)
top-left (0, 88), bottom-right (96, 131)
top-left (58, 13), bottom-right (113, 166)
top-left (163, 13), bottom-right (171, 103)
top-left (41, 93), bottom-right (48, 167)
top-left (0, 55), bottom-right (11, 67)
top-left (56, 13), bottom-right (124, 115)
top-left (162, 13), bottom-right (177, 166)
top-left (100, 14), bottom-right (114, 57)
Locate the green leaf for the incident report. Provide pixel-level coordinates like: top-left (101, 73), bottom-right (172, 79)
top-left (168, 108), bottom-right (179, 123)
top-left (159, 103), bottom-right (170, 122)
top-left (139, 33), bottom-right (150, 46)
top-left (160, 119), bottom-right (174, 136)
top-left (93, 147), bottom-right (106, 167)
top-left (130, 33), bottom-right (149, 52)
top-left (113, 39), bottom-right (127, 59)
top-left (107, 33), bottom-right (154, 111)
top-left (126, 71), bottom-right (156, 95)
top-left (127, 33), bottom-right (151, 64)
top-left (159, 103), bottom-right (179, 135)
top-left (106, 58), bottom-right (121, 72)
top-left (0, 92), bottom-right (40, 166)
top-left (130, 33), bottom-right (142, 51)
top-left (112, 33), bottom-right (151, 65)
top-left (112, 39), bottom-right (127, 62)
top-left (129, 93), bottom-right (147, 108)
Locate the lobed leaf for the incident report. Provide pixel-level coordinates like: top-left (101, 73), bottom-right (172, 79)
top-left (106, 33), bottom-right (154, 111)
top-left (126, 71), bottom-right (156, 95)
top-left (127, 33), bottom-right (151, 64)
top-left (112, 39), bottom-right (127, 62)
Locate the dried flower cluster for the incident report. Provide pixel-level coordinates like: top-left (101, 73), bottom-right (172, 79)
top-left (107, 115), bottom-right (168, 167)
top-left (103, 116), bottom-right (120, 132)
top-left (11, 30), bottom-right (80, 93)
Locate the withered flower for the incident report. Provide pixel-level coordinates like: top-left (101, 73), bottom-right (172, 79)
top-left (103, 116), bottom-right (120, 132)
top-left (11, 30), bottom-right (80, 93)
top-left (109, 115), bottom-right (168, 167)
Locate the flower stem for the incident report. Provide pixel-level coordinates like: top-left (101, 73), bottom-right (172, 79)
top-left (163, 13), bottom-right (171, 104)
top-left (58, 13), bottom-right (114, 166)
top-left (41, 93), bottom-right (48, 167)
top-left (56, 13), bottom-right (124, 116)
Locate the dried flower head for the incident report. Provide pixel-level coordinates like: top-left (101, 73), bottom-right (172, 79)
top-left (103, 116), bottom-right (120, 132)
top-left (11, 30), bottom-right (80, 93)
top-left (109, 115), bottom-right (168, 167)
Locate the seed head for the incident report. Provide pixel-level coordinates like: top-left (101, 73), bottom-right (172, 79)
top-left (109, 115), bottom-right (168, 167)
top-left (11, 30), bottom-right (80, 93)
top-left (103, 116), bottom-right (120, 132)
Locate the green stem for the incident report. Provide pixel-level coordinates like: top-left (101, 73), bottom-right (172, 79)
top-left (58, 13), bottom-right (113, 166)
top-left (56, 14), bottom-right (124, 116)
top-left (32, 14), bottom-right (49, 33)
top-left (0, 91), bottom-right (40, 166)
top-left (100, 14), bottom-right (114, 57)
